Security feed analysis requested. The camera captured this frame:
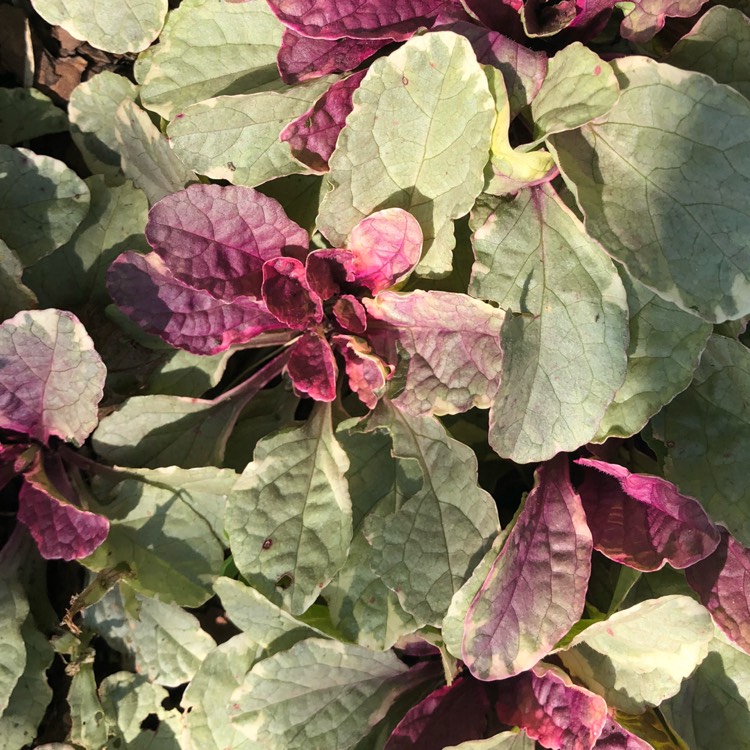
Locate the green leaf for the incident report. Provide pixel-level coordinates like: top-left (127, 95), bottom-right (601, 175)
top-left (325, 423), bottom-right (424, 650)
top-left (0, 616), bottom-right (53, 749)
top-left (0, 146), bottom-right (90, 266)
top-left (115, 100), bottom-right (196, 205)
top-left (0, 88), bottom-right (67, 145)
top-left (226, 403), bottom-right (353, 615)
top-left (559, 595), bottom-right (713, 713)
top-left (85, 474), bottom-right (224, 607)
top-left (317, 31), bottom-right (495, 278)
top-left (230, 638), bottom-right (425, 750)
top-left (594, 269), bottom-right (712, 440)
top-left (651, 334), bottom-right (750, 545)
top-left (68, 72), bottom-right (138, 181)
top-left (257, 174), bottom-right (326, 236)
top-left (0, 579), bottom-right (28, 715)
top-left (145, 348), bottom-right (232, 398)
top-left (529, 43), bottom-right (619, 143)
top-left (68, 661), bottom-right (108, 750)
top-left (470, 185), bottom-right (628, 463)
top-left (23, 176), bottom-right (150, 310)
top-left (135, 0), bottom-right (284, 119)
top-left (0, 239), bottom-right (37, 320)
top-left (365, 402), bottom-right (500, 625)
top-left (666, 6), bottom-right (750, 100)
top-left (167, 78), bottom-right (332, 187)
top-left (550, 56), bottom-right (750, 323)
top-left (662, 629), bottom-right (750, 750)
top-left (446, 731), bottom-right (536, 750)
top-left (30, 0), bottom-right (167, 54)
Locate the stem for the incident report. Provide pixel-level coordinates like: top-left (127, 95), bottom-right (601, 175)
top-left (58, 445), bottom-right (129, 478)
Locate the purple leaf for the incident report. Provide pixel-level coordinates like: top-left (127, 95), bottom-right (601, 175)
top-left (333, 295), bottom-right (367, 334)
top-left (281, 71), bottom-right (366, 172)
top-left (0, 443), bottom-right (32, 492)
top-left (0, 309), bottom-right (105, 446)
top-left (107, 252), bottom-right (286, 355)
top-left (332, 334), bottom-right (389, 409)
top-left (620, 0), bottom-right (709, 43)
top-left (365, 290), bottom-right (504, 416)
top-left (461, 0), bottom-right (526, 40)
top-left (685, 527), bottom-right (750, 654)
top-left (594, 717), bottom-right (654, 749)
top-left (265, 0), bottom-right (453, 40)
top-left (262, 256), bottom-right (324, 330)
top-left (277, 29), bottom-right (390, 84)
top-left (521, 0), bottom-right (579, 36)
top-left (346, 208), bottom-right (422, 294)
top-left (145, 184), bottom-right (309, 301)
top-left (305, 248), bottom-right (357, 300)
top-left (384, 677), bottom-right (490, 749)
top-left (576, 458), bottom-right (720, 572)
top-left (287, 331), bottom-right (338, 401)
top-left (462, 455), bottom-right (592, 680)
top-left (495, 664), bottom-right (609, 750)
top-left (17, 466), bottom-right (108, 561)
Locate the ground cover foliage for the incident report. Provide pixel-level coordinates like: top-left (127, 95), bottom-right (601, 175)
top-left (0, 0), bottom-right (749, 747)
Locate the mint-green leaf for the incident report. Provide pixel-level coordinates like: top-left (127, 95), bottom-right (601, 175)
top-left (529, 43), bottom-right (619, 143)
top-left (662, 629), bottom-right (750, 750)
top-left (365, 402), bottom-right (499, 625)
top-left (446, 731), bottom-right (536, 750)
top-left (550, 57), bottom-right (750, 323)
top-left (116, 100), bottom-right (196, 205)
top-left (317, 31), bottom-right (495, 278)
top-left (0, 88), bottom-right (66, 145)
top-left (0, 239), bottom-right (37, 320)
top-left (226, 403), bottom-right (352, 615)
top-left (145, 348), bottom-right (232, 399)
top-left (85, 475), bottom-right (223, 606)
top-left (0, 579), bottom-right (28, 715)
top-left (68, 72), bottom-right (138, 180)
top-left (23, 177), bottom-right (149, 310)
top-left (30, 0), bottom-right (167, 54)
top-left (471, 185), bottom-right (628, 463)
top-left (167, 78), bottom-right (332, 187)
top-left (666, 6), bottom-right (750, 99)
top-left (230, 638), bottom-right (423, 750)
top-left (135, 0), bottom-right (283, 119)
top-left (594, 269), bottom-right (712, 440)
top-left (560, 595), bottom-right (713, 713)
top-left (651, 334), bottom-right (750, 545)
top-left (68, 661), bottom-right (108, 750)
top-left (0, 146), bottom-right (89, 266)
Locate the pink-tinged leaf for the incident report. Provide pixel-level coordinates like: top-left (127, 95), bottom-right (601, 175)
top-left (384, 677), bottom-right (490, 749)
top-left (145, 184), bottom-right (309, 301)
top-left (17, 474), bottom-right (108, 561)
top-left (333, 295), bottom-right (367, 334)
top-left (495, 664), bottom-right (609, 750)
top-left (620, 0), bottom-right (709, 43)
top-left (277, 28), bottom-right (390, 84)
top-left (265, 0), bottom-right (452, 40)
top-left (685, 527), bottom-right (750, 654)
top-left (346, 209), bottom-right (423, 293)
top-left (462, 455), bottom-right (592, 680)
top-left (262, 256), bottom-right (324, 329)
top-left (0, 442), bottom-right (33, 491)
top-left (287, 331), bottom-right (338, 401)
top-left (461, 0), bottom-right (526, 41)
top-left (567, 0), bottom-right (616, 34)
top-left (577, 458), bottom-right (720, 572)
top-left (281, 71), bottom-right (366, 172)
top-left (305, 249), bottom-right (357, 300)
top-left (332, 334), bottom-right (390, 409)
top-left (107, 252), bottom-right (286, 355)
top-left (365, 291), bottom-right (504, 416)
top-left (0, 309), bottom-right (105, 446)
top-left (594, 717), bottom-right (654, 749)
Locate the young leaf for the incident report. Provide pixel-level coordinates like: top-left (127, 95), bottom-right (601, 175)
top-left (226, 403), bottom-right (352, 614)
top-left (67, 661), bottom-right (108, 750)
top-left (365, 290), bottom-right (505, 416)
top-left (317, 31), bottom-right (495, 277)
top-left (559, 595), bottom-right (714, 712)
top-left (594, 717), bottom-right (655, 749)
top-left (462, 455), bottom-right (592, 680)
top-left (135, 0), bottom-right (284, 119)
top-left (0, 309), bottom-right (105, 445)
top-left (685, 528), bottom-right (750, 654)
top-left (550, 57), bottom-right (750, 323)
top-left (576, 457), bottom-right (720, 571)
top-left (619, 0), bottom-right (708, 43)
top-left (470, 185), bottom-right (628, 463)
